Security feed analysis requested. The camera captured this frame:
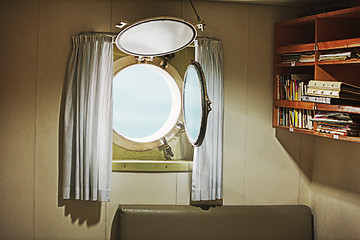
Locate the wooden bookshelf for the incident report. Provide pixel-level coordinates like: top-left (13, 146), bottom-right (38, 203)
top-left (273, 6), bottom-right (360, 142)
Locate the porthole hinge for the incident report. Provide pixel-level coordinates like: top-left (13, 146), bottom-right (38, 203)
top-left (160, 53), bottom-right (175, 69)
top-left (136, 56), bottom-right (154, 63)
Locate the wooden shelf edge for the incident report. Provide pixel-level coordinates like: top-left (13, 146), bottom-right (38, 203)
top-left (274, 125), bottom-right (360, 143)
top-left (316, 103), bottom-right (360, 114)
top-left (275, 15), bottom-right (315, 26)
top-left (316, 6), bottom-right (360, 19)
top-left (274, 99), bottom-right (360, 114)
top-left (275, 62), bottom-right (315, 67)
top-left (273, 125), bottom-right (314, 134)
top-left (276, 43), bottom-right (315, 54)
top-left (317, 59), bottom-right (360, 65)
top-left (274, 99), bottom-right (315, 110)
top-left (318, 37), bottom-right (360, 50)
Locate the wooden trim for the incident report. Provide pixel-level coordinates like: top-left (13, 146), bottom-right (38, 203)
top-left (274, 62), bottom-right (315, 67)
top-left (274, 99), bottom-right (315, 110)
top-left (275, 15), bottom-right (315, 26)
top-left (317, 59), bottom-right (360, 65)
top-left (274, 99), bottom-right (360, 114)
top-left (316, 6), bottom-right (360, 19)
top-left (316, 103), bottom-right (360, 114)
top-left (317, 37), bottom-right (360, 50)
top-left (276, 43), bottom-right (315, 54)
top-left (274, 125), bottom-right (360, 143)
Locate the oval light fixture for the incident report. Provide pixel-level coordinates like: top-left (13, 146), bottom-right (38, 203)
top-left (115, 17), bottom-right (197, 57)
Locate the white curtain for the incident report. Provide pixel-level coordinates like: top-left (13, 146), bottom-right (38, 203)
top-left (62, 34), bottom-right (113, 202)
top-left (192, 38), bottom-right (224, 201)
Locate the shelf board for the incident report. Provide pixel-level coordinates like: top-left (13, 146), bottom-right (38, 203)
top-left (317, 59), bottom-right (360, 65)
top-left (317, 37), bottom-right (360, 50)
top-left (274, 99), bottom-right (360, 114)
top-left (317, 6), bottom-right (360, 19)
top-left (275, 62), bottom-right (315, 67)
top-left (315, 103), bottom-right (360, 114)
top-left (274, 99), bottom-right (315, 110)
top-left (274, 125), bottom-right (360, 143)
top-left (276, 43), bottom-right (315, 54)
top-left (275, 15), bottom-right (315, 26)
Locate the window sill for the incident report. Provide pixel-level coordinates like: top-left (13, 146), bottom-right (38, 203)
top-left (112, 160), bottom-right (193, 172)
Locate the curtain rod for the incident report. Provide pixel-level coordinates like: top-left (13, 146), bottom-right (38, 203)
top-left (196, 37), bottom-right (220, 41)
top-left (79, 31), bottom-right (118, 38)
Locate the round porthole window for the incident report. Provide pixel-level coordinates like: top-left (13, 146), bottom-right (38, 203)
top-left (113, 56), bottom-right (183, 151)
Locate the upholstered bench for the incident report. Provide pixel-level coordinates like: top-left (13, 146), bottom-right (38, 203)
top-left (116, 205), bottom-right (313, 240)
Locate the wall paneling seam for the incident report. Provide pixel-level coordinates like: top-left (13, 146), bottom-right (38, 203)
top-left (34, 0), bottom-right (41, 239)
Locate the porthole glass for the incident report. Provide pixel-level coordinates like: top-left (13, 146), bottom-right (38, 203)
top-left (183, 61), bottom-right (211, 147)
top-left (113, 64), bottom-right (181, 143)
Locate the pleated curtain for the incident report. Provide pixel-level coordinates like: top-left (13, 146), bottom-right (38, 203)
top-left (62, 34), bottom-right (113, 202)
top-left (192, 38), bottom-right (224, 201)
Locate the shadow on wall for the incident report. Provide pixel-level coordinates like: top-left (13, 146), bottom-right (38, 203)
top-left (312, 137), bottom-right (360, 197)
top-left (110, 211), bottom-right (119, 240)
top-left (275, 129), bottom-right (314, 183)
top-left (57, 55), bottom-right (102, 226)
top-left (276, 128), bottom-right (360, 199)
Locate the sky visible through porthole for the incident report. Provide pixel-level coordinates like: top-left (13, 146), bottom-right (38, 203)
top-left (113, 64), bottom-right (173, 141)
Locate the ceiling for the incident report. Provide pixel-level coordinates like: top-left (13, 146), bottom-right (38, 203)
top-left (203, 0), bottom-right (359, 8)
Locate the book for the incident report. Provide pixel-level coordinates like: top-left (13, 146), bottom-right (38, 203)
top-left (311, 112), bottom-right (360, 136)
top-left (301, 95), bottom-right (360, 105)
top-left (307, 80), bottom-right (360, 93)
top-left (307, 88), bottom-right (360, 99)
top-left (277, 74), bottom-right (312, 101)
top-left (319, 52), bottom-right (352, 61)
top-left (278, 107), bottom-right (313, 130)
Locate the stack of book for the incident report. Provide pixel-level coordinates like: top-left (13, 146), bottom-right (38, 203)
top-left (282, 51), bottom-right (315, 64)
top-left (299, 52), bottom-right (315, 63)
top-left (282, 53), bottom-right (301, 63)
top-left (303, 80), bottom-right (360, 105)
top-left (311, 112), bottom-right (360, 136)
top-left (318, 50), bottom-right (360, 61)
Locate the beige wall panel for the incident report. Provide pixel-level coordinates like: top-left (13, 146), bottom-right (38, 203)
top-left (183, 1), bottom-right (250, 205)
top-left (110, 0), bottom-right (181, 33)
top-left (35, 0), bottom-right (111, 239)
top-left (298, 134), bottom-right (314, 206)
top-left (176, 172), bottom-right (192, 204)
top-left (0, 1), bottom-right (38, 239)
top-left (107, 1), bottom-right (184, 239)
top-left (106, 172), bottom-right (177, 239)
top-left (311, 138), bottom-right (360, 240)
top-left (244, 5), bottom-right (305, 204)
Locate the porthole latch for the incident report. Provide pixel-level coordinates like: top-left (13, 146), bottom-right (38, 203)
top-left (158, 137), bottom-right (174, 160)
top-left (207, 99), bottom-right (212, 113)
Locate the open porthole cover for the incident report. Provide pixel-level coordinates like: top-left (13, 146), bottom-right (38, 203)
top-left (183, 61), bottom-right (211, 147)
top-left (115, 17), bottom-right (197, 57)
